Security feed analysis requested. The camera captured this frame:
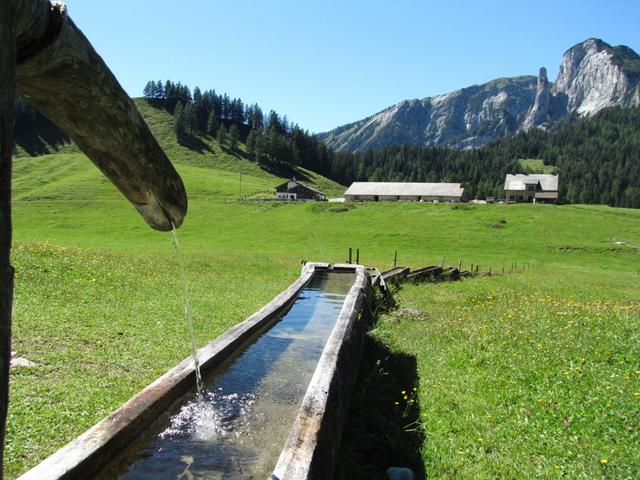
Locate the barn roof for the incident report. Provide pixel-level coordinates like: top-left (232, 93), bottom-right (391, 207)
top-left (344, 182), bottom-right (464, 197)
top-left (504, 174), bottom-right (559, 191)
top-left (276, 178), bottom-right (325, 196)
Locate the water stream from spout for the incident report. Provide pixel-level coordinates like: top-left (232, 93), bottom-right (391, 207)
top-left (171, 227), bottom-right (204, 400)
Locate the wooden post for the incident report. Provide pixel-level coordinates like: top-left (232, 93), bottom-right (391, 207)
top-left (470, 263), bottom-right (474, 272)
top-left (458, 259), bottom-right (462, 270)
top-left (356, 248), bottom-right (360, 265)
top-left (15, 2), bottom-right (187, 231)
top-left (502, 266), bottom-right (505, 274)
top-left (348, 247), bottom-right (352, 264)
top-left (393, 251), bottom-right (397, 268)
top-left (475, 265), bottom-right (479, 274)
top-left (0, 2), bottom-right (15, 476)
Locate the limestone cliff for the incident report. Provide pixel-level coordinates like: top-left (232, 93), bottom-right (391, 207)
top-left (319, 38), bottom-right (640, 152)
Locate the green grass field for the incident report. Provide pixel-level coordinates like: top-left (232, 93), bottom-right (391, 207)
top-left (518, 158), bottom-right (559, 174)
top-left (6, 103), bottom-right (640, 478)
top-left (374, 271), bottom-right (639, 479)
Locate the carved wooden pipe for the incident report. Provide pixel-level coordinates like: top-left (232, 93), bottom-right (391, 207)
top-left (14, 0), bottom-right (188, 230)
top-left (1, 2), bottom-right (188, 476)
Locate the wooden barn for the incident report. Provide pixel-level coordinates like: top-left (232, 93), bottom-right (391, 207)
top-left (275, 178), bottom-right (326, 201)
top-left (344, 182), bottom-right (464, 202)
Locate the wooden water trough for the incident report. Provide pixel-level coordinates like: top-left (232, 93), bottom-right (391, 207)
top-left (380, 266), bottom-right (410, 284)
top-left (18, 263), bottom-right (372, 480)
top-left (367, 267), bottom-right (387, 292)
top-left (406, 265), bottom-right (443, 281)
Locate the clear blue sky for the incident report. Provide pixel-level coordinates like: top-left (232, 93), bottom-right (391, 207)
top-left (65, 0), bottom-right (640, 133)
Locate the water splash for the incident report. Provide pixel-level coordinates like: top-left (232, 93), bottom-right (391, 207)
top-left (160, 389), bottom-right (257, 442)
top-left (171, 227), bottom-right (204, 400)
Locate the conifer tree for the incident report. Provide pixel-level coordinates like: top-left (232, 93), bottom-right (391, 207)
top-left (143, 81), bottom-right (153, 99)
top-left (174, 102), bottom-right (186, 139)
top-left (229, 124), bottom-right (240, 151)
top-left (217, 123), bottom-right (227, 146)
top-left (246, 129), bottom-right (258, 157)
top-left (184, 103), bottom-right (197, 133)
top-left (155, 79), bottom-right (164, 99)
top-left (207, 111), bottom-right (220, 136)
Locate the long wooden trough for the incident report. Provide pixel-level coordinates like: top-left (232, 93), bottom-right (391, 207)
top-left (380, 266), bottom-right (410, 284)
top-left (406, 265), bottom-right (443, 281)
top-left (18, 263), bottom-right (372, 480)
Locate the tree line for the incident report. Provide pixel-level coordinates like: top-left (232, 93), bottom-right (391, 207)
top-left (143, 79), bottom-right (334, 173)
top-left (12, 79), bottom-right (640, 208)
top-left (144, 80), bottom-right (640, 208)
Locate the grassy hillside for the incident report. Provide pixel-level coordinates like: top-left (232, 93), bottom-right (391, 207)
top-left (6, 100), bottom-right (640, 479)
top-left (518, 158), bottom-right (559, 174)
top-left (13, 99), bottom-right (346, 199)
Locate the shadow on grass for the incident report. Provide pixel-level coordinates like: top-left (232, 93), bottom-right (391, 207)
top-left (258, 161), bottom-right (311, 182)
top-left (177, 131), bottom-right (213, 154)
top-left (13, 109), bottom-right (70, 156)
top-left (337, 332), bottom-right (425, 480)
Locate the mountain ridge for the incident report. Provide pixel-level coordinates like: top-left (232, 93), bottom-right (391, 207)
top-left (319, 38), bottom-right (640, 152)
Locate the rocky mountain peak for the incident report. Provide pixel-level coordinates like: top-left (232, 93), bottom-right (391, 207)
top-left (522, 67), bottom-right (552, 131)
top-left (551, 38), bottom-right (639, 115)
top-left (319, 38), bottom-right (640, 152)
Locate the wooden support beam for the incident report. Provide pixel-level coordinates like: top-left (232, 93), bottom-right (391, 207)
top-left (0, 2), bottom-right (16, 478)
top-left (15, 0), bottom-right (187, 231)
top-left (2, 2), bottom-right (191, 475)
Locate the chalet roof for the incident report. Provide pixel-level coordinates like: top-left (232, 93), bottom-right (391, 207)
top-left (504, 174), bottom-right (559, 192)
top-left (344, 182), bottom-right (464, 197)
top-left (276, 178), bottom-right (325, 196)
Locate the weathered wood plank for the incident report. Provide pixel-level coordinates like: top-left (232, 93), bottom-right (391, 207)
top-left (381, 266), bottom-right (410, 283)
top-left (2, 2), bottom-right (190, 476)
top-left (0, 3), bottom-right (16, 478)
top-left (15, 1), bottom-right (187, 230)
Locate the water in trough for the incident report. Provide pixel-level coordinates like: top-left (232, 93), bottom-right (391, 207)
top-left (99, 270), bottom-right (355, 479)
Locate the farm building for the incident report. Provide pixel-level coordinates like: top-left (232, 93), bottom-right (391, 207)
top-left (275, 178), bottom-right (326, 201)
top-left (344, 182), bottom-right (464, 202)
top-left (504, 174), bottom-right (559, 203)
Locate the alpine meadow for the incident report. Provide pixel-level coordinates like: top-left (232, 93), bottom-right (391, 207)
top-left (4, 6), bottom-right (640, 480)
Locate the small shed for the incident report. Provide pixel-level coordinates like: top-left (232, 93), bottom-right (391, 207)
top-left (275, 179), bottom-right (326, 201)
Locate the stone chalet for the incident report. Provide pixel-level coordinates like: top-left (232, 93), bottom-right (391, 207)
top-left (344, 182), bottom-right (464, 202)
top-left (275, 179), bottom-right (326, 201)
top-left (504, 174), bottom-right (559, 203)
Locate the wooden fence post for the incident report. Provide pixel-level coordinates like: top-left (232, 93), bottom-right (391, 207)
top-left (393, 251), bottom-right (397, 267)
top-left (356, 248), bottom-right (360, 265)
top-left (348, 247), bottom-right (352, 264)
